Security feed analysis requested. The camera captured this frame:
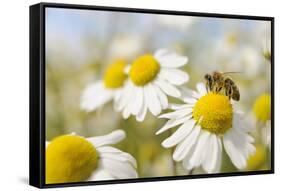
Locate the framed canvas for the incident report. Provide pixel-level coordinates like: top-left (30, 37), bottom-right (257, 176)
top-left (29, 2), bottom-right (274, 188)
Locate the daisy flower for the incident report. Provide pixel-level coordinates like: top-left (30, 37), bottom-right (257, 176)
top-left (80, 59), bottom-right (128, 112)
top-left (109, 34), bottom-right (143, 60)
top-left (246, 144), bottom-right (267, 171)
top-left (156, 83), bottom-right (255, 173)
top-left (117, 49), bottom-right (189, 121)
top-left (46, 130), bottom-right (137, 184)
top-left (157, 15), bottom-right (195, 31)
top-left (261, 23), bottom-right (271, 62)
top-left (252, 93), bottom-right (271, 149)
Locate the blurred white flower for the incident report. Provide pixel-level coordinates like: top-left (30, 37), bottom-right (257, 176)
top-left (109, 34), bottom-right (143, 59)
top-left (245, 144), bottom-right (267, 171)
top-left (117, 49), bottom-right (189, 121)
top-left (157, 15), bottom-right (195, 30)
top-left (214, 33), bottom-right (239, 56)
top-left (81, 59), bottom-right (128, 112)
top-left (156, 83), bottom-right (255, 173)
top-left (252, 93), bottom-right (271, 149)
top-left (261, 121), bottom-right (271, 149)
top-left (236, 46), bottom-right (263, 77)
top-left (211, 31), bottom-right (264, 78)
top-left (256, 21), bottom-right (271, 61)
top-left (262, 37), bottom-right (271, 61)
top-left (46, 130), bottom-right (138, 183)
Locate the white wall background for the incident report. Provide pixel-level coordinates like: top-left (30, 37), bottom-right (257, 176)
top-left (0, 0), bottom-right (279, 190)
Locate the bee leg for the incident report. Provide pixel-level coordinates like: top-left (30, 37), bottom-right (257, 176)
top-left (205, 82), bottom-right (209, 92)
top-left (226, 86), bottom-right (232, 100)
top-left (210, 81), bottom-right (214, 92)
top-left (215, 86), bottom-right (222, 93)
top-left (225, 87), bottom-right (229, 97)
top-left (215, 85), bottom-right (218, 92)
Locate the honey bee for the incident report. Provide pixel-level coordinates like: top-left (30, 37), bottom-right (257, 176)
top-left (204, 71), bottom-right (240, 101)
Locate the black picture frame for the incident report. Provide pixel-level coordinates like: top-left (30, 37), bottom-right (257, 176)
top-left (29, 2), bottom-right (275, 189)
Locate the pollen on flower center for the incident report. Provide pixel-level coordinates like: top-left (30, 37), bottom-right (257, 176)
top-left (103, 59), bottom-right (127, 89)
top-left (129, 54), bottom-right (160, 86)
top-left (253, 93), bottom-right (271, 122)
top-left (46, 135), bottom-right (99, 184)
top-left (193, 92), bottom-right (233, 135)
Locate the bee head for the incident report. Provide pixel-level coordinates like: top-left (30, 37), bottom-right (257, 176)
top-left (204, 74), bottom-right (212, 81)
top-left (213, 71), bottom-right (221, 80)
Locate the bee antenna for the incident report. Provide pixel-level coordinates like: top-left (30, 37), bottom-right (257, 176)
top-left (222, 71), bottom-right (243, 75)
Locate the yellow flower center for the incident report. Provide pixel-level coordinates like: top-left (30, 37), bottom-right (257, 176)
top-left (253, 93), bottom-right (271, 122)
top-left (103, 59), bottom-right (127, 89)
top-left (193, 93), bottom-right (233, 135)
top-left (46, 135), bottom-right (99, 184)
top-left (129, 54), bottom-right (160, 86)
top-left (247, 144), bottom-right (267, 171)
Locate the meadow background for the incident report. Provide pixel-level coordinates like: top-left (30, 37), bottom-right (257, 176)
top-left (46, 7), bottom-right (271, 177)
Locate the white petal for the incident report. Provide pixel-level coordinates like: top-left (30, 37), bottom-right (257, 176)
top-left (158, 108), bottom-right (192, 119)
top-left (213, 137), bottom-right (222, 173)
top-left (180, 87), bottom-right (201, 99)
top-left (46, 141), bottom-right (50, 148)
top-left (153, 84), bottom-right (168, 109)
top-left (113, 89), bottom-right (123, 111)
top-left (233, 127), bottom-right (256, 157)
top-left (136, 98), bottom-right (147, 122)
top-left (159, 68), bottom-right (189, 85)
top-left (182, 144), bottom-right (196, 170)
top-left (183, 97), bottom-right (197, 104)
top-left (122, 87), bottom-right (140, 119)
top-left (154, 49), bottom-right (188, 68)
top-left (124, 65), bottom-right (130, 74)
top-left (88, 130), bottom-right (126, 147)
top-left (233, 112), bottom-right (252, 133)
top-left (232, 113), bottom-right (255, 145)
top-left (97, 146), bottom-right (125, 153)
top-left (131, 87), bottom-right (144, 115)
top-left (189, 131), bottom-right (211, 167)
top-left (98, 146), bottom-right (137, 168)
top-left (154, 78), bottom-right (181, 98)
top-left (80, 81), bottom-right (113, 112)
top-left (262, 122), bottom-right (271, 148)
top-left (196, 83), bottom-right (207, 96)
top-left (246, 143), bottom-right (256, 157)
top-left (144, 84), bottom-right (162, 116)
top-left (122, 86), bottom-right (139, 119)
top-left (116, 82), bottom-right (133, 111)
top-left (100, 158), bottom-right (138, 179)
top-left (122, 107), bottom-right (131, 119)
top-left (173, 126), bottom-right (201, 161)
top-left (88, 169), bottom-right (114, 181)
top-left (156, 116), bottom-right (191, 135)
top-left (223, 129), bottom-right (249, 169)
top-left (168, 103), bottom-right (194, 110)
top-left (122, 101), bottom-right (132, 119)
top-left (202, 134), bottom-right (220, 173)
top-left (162, 120), bottom-right (196, 148)
top-left (100, 153), bottom-right (137, 169)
